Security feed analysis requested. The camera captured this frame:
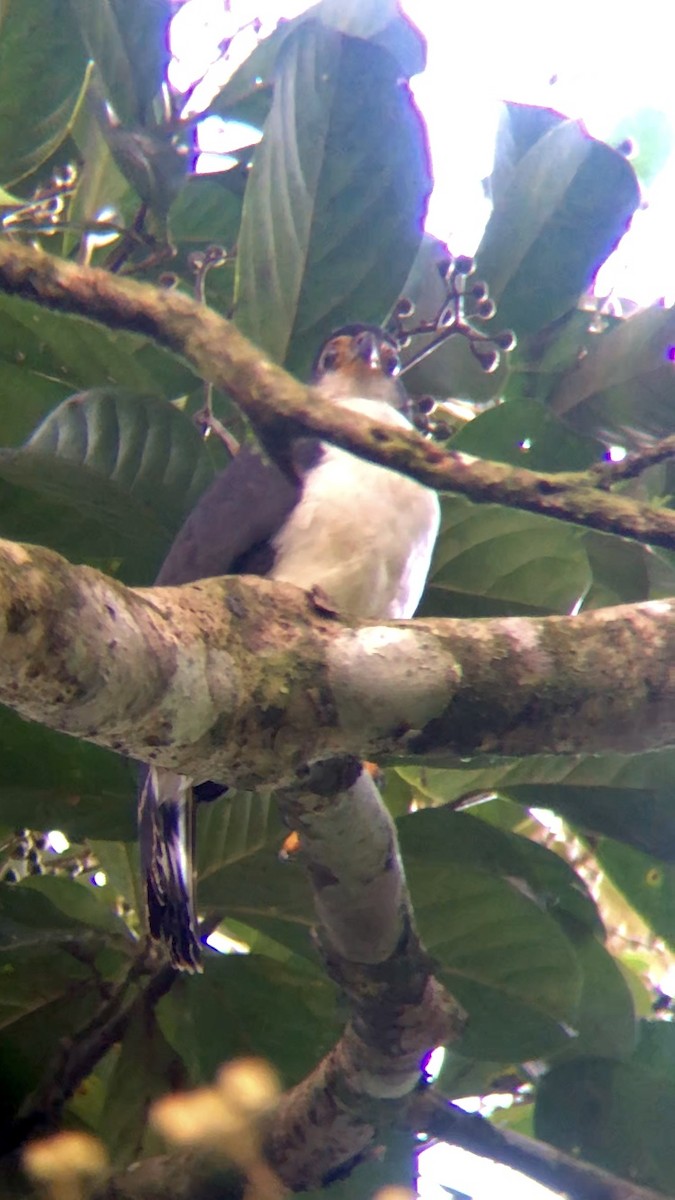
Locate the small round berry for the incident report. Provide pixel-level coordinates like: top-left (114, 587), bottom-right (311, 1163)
top-left (495, 329), bottom-right (517, 351)
top-left (454, 254), bottom-right (475, 275)
top-left (476, 298), bottom-right (497, 320)
top-left (471, 344), bottom-right (500, 373)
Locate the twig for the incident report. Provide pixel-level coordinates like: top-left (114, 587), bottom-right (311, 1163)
top-left (4, 949), bottom-right (176, 1155)
top-left (590, 434), bottom-right (675, 486)
top-left (410, 1090), bottom-right (669, 1200)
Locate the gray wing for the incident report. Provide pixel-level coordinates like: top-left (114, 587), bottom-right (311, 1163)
top-left (140, 446), bottom-right (302, 968)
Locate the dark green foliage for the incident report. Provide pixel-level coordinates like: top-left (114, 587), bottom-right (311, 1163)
top-left (2, 1), bottom-right (675, 1195)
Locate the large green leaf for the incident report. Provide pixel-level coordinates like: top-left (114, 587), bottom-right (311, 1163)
top-left (197, 838), bottom-right (316, 962)
top-left (399, 809), bottom-right (584, 1059)
top-left (157, 954), bottom-right (339, 1086)
top-left (0, 948), bottom-right (102, 1128)
top-left (0, 878), bottom-right (129, 1127)
top-left (0, 293), bottom-right (200, 446)
top-left (488, 101), bottom-right (567, 207)
top-left (548, 304), bottom-right (675, 444)
top-left (398, 808), bottom-right (601, 936)
top-left (0, 388), bottom-right (220, 581)
top-left (581, 530), bottom-right (653, 610)
top-left (234, 19), bottom-right (430, 375)
top-left (395, 751), bottom-right (675, 867)
top-left (451, 395), bottom-right (601, 472)
top-left (210, 0), bottom-right (424, 130)
top-left (506, 306), bottom-right (607, 400)
top-left (0, 0), bottom-right (89, 185)
top-left (0, 874), bottom-right (129, 948)
top-left (99, 1002), bottom-right (179, 1164)
top-left (535, 1023), bottom-right (675, 1194)
top-left (475, 118), bottom-right (639, 337)
top-left (421, 495), bottom-right (591, 619)
top-left (0, 707), bottom-right (135, 841)
top-left (195, 792), bottom-right (318, 962)
top-left (548, 917), bottom-right (636, 1063)
top-left (595, 838), bottom-right (675, 954)
top-left (196, 791), bottom-right (276, 883)
top-left (68, 0), bottom-right (171, 126)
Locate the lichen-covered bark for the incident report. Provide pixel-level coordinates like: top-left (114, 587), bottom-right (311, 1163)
top-left (2, 539), bottom-right (675, 779)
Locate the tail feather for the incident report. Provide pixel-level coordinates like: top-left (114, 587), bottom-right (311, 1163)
top-left (138, 766), bottom-right (202, 972)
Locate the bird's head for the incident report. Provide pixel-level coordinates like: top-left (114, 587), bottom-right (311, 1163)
top-left (311, 324), bottom-right (406, 407)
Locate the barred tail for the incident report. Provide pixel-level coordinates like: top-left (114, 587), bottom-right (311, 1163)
top-left (138, 766), bottom-right (202, 972)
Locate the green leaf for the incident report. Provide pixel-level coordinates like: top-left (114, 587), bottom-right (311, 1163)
top-left (196, 792), bottom-right (276, 882)
top-left (451, 395), bottom-right (601, 472)
top-left (0, 0), bottom-right (89, 185)
top-left (595, 839), bottom-right (675, 954)
top-left (535, 1024), bottom-right (675, 1194)
top-left (504, 307), bottom-right (607, 410)
top-left (100, 1001), bottom-right (179, 1164)
top-left (8, 875), bottom-right (130, 939)
top-left (167, 175), bottom-right (243, 318)
top-left (89, 841), bottom-right (142, 916)
top-left (157, 955), bottom-right (339, 1085)
top-left (397, 807), bottom-right (601, 936)
top-left (0, 707), bottom-right (135, 842)
top-left (500, 751), bottom-right (675, 865)
top-left (399, 809), bottom-right (584, 1058)
top-left (548, 918), bottom-right (636, 1063)
top-left (0, 388), bottom-right (219, 581)
top-left (548, 305), bottom-right (675, 444)
top-left (68, 0), bottom-right (171, 127)
top-left (475, 119), bottom-right (640, 336)
top-left (421, 495), bottom-right (591, 618)
top-left (394, 751), bottom-right (675, 868)
top-left (488, 101), bottom-right (566, 206)
top-left (0, 947), bottom-right (102, 1122)
top-left (581, 531), bottom-right (652, 609)
top-left (0, 293), bottom-right (200, 446)
top-left (318, 0), bottom-right (426, 76)
top-left (195, 794), bottom-right (317, 961)
top-left (198, 837), bottom-right (316, 962)
top-left (0, 882), bottom-right (128, 1121)
top-left (234, 20), bottom-right (430, 375)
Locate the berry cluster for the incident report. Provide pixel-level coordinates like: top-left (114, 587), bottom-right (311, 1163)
top-left (389, 252), bottom-right (516, 378)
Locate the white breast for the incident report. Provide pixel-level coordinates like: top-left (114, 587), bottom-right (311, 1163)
top-left (269, 398), bottom-right (440, 619)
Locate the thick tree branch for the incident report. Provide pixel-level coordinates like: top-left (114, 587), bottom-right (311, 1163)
top-left (3, 238), bottom-right (675, 552)
top-left (3, 538), bottom-right (675, 777)
top-left (266, 762), bottom-right (463, 1189)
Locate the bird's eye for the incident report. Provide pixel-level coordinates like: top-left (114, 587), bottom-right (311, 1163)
top-left (320, 347), bottom-right (340, 372)
top-left (380, 344), bottom-right (401, 376)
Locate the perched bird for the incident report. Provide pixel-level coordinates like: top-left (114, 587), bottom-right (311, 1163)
top-left (138, 324), bottom-right (441, 970)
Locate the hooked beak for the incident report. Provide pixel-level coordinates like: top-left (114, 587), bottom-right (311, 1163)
top-left (351, 329), bottom-right (382, 371)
